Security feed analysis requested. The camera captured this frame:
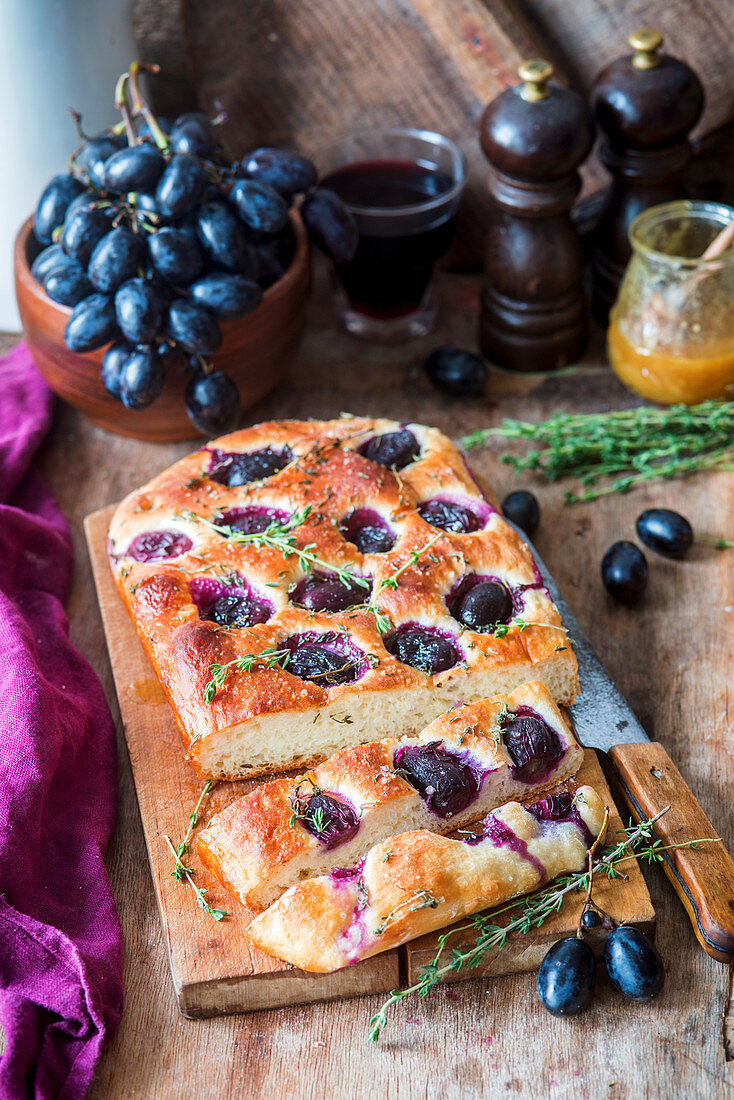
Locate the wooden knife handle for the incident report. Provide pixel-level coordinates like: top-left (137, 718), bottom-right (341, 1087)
top-left (608, 741), bottom-right (734, 962)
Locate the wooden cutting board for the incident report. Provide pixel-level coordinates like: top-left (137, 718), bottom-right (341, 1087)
top-left (85, 503), bottom-right (654, 1018)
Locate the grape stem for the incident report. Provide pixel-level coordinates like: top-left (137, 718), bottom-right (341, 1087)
top-left (128, 61), bottom-right (169, 151)
top-left (114, 72), bottom-right (138, 146)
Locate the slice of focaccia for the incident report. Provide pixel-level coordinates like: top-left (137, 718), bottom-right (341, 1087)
top-left (108, 416), bottom-right (578, 778)
top-left (245, 785), bottom-right (606, 973)
top-left (197, 681), bottom-right (584, 910)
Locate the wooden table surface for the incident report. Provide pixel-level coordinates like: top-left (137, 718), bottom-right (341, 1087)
top-left (21, 268), bottom-right (734, 1098)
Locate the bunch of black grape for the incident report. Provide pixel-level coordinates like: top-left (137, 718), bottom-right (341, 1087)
top-left (31, 84), bottom-right (357, 436)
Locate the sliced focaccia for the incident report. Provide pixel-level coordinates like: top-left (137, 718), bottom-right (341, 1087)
top-left (245, 785), bottom-right (606, 973)
top-left (197, 681), bottom-right (584, 910)
top-left (108, 416), bottom-right (578, 779)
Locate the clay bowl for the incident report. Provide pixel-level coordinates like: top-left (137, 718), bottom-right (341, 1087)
top-left (14, 211), bottom-right (311, 442)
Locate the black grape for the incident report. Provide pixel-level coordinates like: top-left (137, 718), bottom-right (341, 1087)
top-left (229, 179), bottom-right (289, 233)
top-left (167, 299), bottom-right (222, 354)
top-left (114, 278), bottom-right (163, 343)
top-left (195, 202), bottom-right (249, 272)
top-left (64, 293), bottom-right (118, 352)
top-left (185, 369), bottom-right (240, 435)
top-left (44, 266), bottom-right (94, 306)
top-left (301, 188), bottom-right (358, 264)
top-left (31, 244), bottom-right (67, 283)
top-left (101, 340), bottom-right (132, 398)
top-left (157, 340), bottom-right (188, 371)
top-left (155, 154), bottom-right (206, 218)
top-left (76, 135), bottom-right (123, 189)
top-left (241, 148), bottom-right (317, 195)
top-left (33, 175), bottom-right (84, 245)
top-left (102, 145), bottom-right (166, 193)
top-left (60, 207), bottom-right (110, 267)
top-left (118, 345), bottom-right (165, 409)
top-left (147, 227), bottom-right (204, 284)
top-left (88, 227), bottom-right (142, 292)
top-left (188, 272), bottom-right (262, 319)
top-left (169, 113), bottom-right (215, 157)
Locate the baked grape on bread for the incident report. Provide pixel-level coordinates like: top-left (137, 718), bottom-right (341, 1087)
top-left (245, 785), bottom-right (607, 972)
top-left (108, 417), bottom-right (578, 778)
top-left (197, 681), bottom-right (584, 910)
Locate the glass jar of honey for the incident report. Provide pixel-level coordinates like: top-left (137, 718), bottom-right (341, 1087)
top-left (607, 201), bottom-right (734, 403)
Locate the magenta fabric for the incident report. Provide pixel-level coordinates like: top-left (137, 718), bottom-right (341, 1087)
top-left (0, 344), bottom-right (123, 1100)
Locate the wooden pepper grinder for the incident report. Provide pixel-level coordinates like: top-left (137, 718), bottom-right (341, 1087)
top-left (478, 60), bottom-right (594, 372)
top-left (591, 29), bottom-right (705, 321)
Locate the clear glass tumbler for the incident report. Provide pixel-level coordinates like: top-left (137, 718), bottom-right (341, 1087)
top-left (316, 127), bottom-right (466, 341)
top-left (608, 200), bottom-right (734, 404)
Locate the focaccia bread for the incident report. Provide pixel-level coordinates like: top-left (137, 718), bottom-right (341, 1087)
top-left (197, 681), bottom-right (584, 910)
top-left (108, 417), bottom-right (578, 778)
top-left (245, 785), bottom-right (606, 972)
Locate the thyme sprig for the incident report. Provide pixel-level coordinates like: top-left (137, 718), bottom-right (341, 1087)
top-left (165, 781), bottom-right (226, 921)
top-left (203, 646), bottom-right (290, 702)
top-left (355, 533), bottom-right (442, 633)
top-left (461, 401), bottom-right (734, 503)
top-left (374, 890), bottom-right (442, 937)
top-left (182, 506), bottom-right (369, 591)
top-left (367, 807), bottom-right (720, 1042)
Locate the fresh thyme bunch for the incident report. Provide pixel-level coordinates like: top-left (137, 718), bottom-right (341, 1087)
top-left (462, 401), bottom-right (734, 503)
top-left (367, 807), bottom-right (718, 1042)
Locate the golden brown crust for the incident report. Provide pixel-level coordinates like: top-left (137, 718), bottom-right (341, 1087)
top-left (108, 417), bottom-right (578, 777)
top-left (245, 785), bottom-right (607, 972)
top-left (197, 681), bottom-right (585, 910)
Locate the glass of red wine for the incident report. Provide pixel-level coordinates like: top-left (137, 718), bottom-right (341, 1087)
top-left (318, 128), bottom-right (465, 340)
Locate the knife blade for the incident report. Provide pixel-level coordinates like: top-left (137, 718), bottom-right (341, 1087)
top-left (524, 531), bottom-right (734, 962)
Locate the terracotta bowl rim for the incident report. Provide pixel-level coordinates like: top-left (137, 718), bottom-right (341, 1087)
top-left (14, 205), bottom-right (310, 323)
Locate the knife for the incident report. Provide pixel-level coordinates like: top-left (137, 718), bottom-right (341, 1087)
top-left (526, 533), bottom-right (734, 963)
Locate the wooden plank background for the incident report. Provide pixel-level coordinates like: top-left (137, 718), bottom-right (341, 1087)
top-left (15, 264), bottom-right (731, 1097)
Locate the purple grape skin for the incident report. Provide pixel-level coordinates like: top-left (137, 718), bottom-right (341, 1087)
top-left (340, 509), bottom-right (395, 554)
top-left (603, 926), bottom-right (665, 1002)
top-left (301, 188), bottom-right (359, 264)
top-left (394, 742), bottom-right (478, 817)
top-left (34, 174), bottom-right (84, 245)
top-left (115, 278), bottom-right (163, 345)
top-left (169, 113), bottom-right (216, 157)
top-left (384, 626), bottom-right (459, 675)
top-left (64, 293), bottom-right (118, 353)
top-left (87, 227), bottom-right (142, 293)
top-left (287, 643), bottom-right (359, 686)
top-left (185, 370), bottom-right (240, 437)
top-left (208, 447), bottom-right (291, 487)
top-left (451, 581), bottom-right (513, 629)
top-left (359, 429), bottom-right (420, 471)
top-left (60, 208), bottom-right (110, 267)
top-left (118, 346), bottom-right (165, 410)
top-left (299, 792), bottom-right (360, 849)
top-left (229, 179), bottom-right (290, 234)
top-left (242, 148), bottom-right (318, 195)
top-left (216, 505), bottom-right (290, 535)
top-left (208, 591), bottom-right (270, 628)
top-left (167, 299), bottom-right (222, 355)
top-left (292, 572), bottom-right (367, 613)
top-left (418, 499), bottom-right (480, 533)
top-left (502, 713), bottom-right (562, 782)
top-left (44, 267), bottom-right (94, 307)
top-left (127, 530), bottom-right (193, 561)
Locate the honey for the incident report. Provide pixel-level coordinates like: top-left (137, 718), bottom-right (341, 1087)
top-left (608, 317), bottom-right (734, 404)
top-left (607, 201), bottom-right (734, 405)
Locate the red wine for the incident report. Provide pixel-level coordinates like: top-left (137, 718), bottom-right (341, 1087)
top-left (321, 158), bottom-right (455, 320)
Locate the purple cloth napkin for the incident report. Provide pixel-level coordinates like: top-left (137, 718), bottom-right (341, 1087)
top-left (0, 345), bottom-right (123, 1100)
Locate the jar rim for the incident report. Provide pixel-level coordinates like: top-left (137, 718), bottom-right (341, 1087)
top-left (628, 200), bottom-right (734, 268)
